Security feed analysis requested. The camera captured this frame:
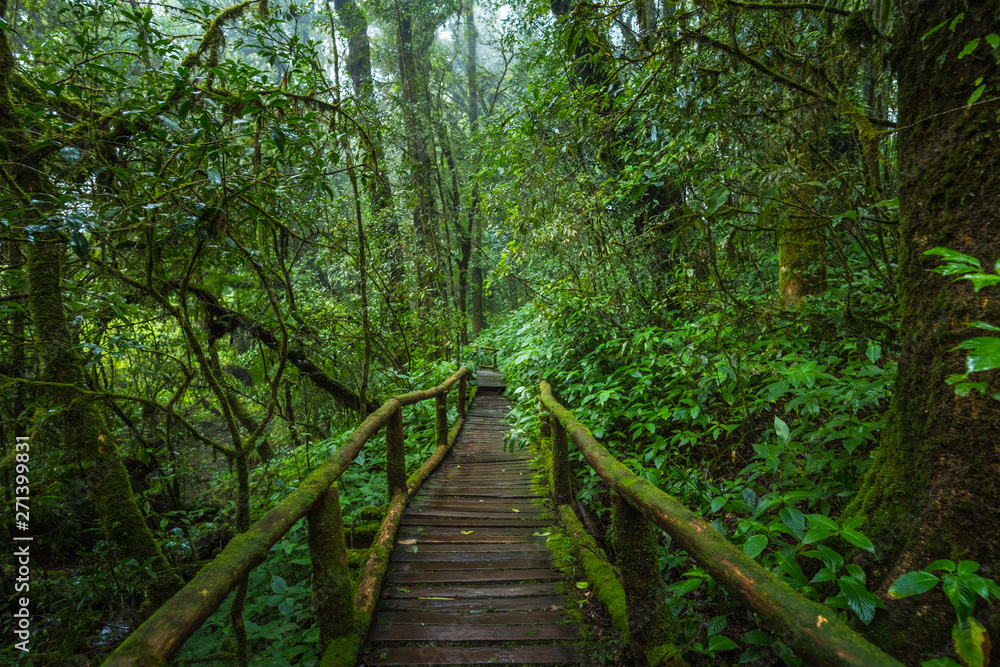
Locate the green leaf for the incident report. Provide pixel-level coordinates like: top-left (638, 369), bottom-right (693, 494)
top-left (271, 576), bottom-right (287, 594)
top-left (802, 527), bottom-right (836, 545)
top-left (958, 38), bottom-right (980, 58)
top-left (968, 83), bottom-right (987, 106)
top-left (838, 576), bottom-right (879, 624)
top-left (841, 529), bottom-right (876, 554)
top-left (926, 559), bottom-right (957, 573)
top-left (957, 560), bottom-right (980, 576)
top-left (921, 659), bottom-right (962, 667)
top-left (779, 506), bottom-right (805, 539)
top-left (774, 416), bottom-right (790, 443)
top-left (767, 381), bottom-right (789, 402)
top-left (972, 321), bottom-right (1000, 333)
top-left (889, 571), bottom-right (940, 598)
top-left (711, 496), bottom-right (727, 513)
top-left (69, 229), bottom-right (90, 260)
top-left (158, 114), bottom-right (182, 133)
top-left (59, 146), bottom-right (81, 164)
top-left (986, 34), bottom-right (1000, 49)
top-left (708, 635), bottom-right (739, 652)
top-left (924, 247), bottom-right (981, 268)
top-left (954, 337), bottom-right (1000, 373)
top-left (952, 618), bottom-right (989, 667)
top-left (743, 534), bottom-right (768, 559)
top-left (576, 581), bottom-right (589, 589)
top-left (742, 629), bottom-right (775, 646)
top-left (806, 514), bottom-right (838, 531)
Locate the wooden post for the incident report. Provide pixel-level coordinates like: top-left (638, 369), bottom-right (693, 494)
top-left (458, 374), bottom-right (467, 417)
top-left (612, 492), bottom-right (674, 664)
top-left (539, 399), bottom-right (550, 440)
top-left (308, 484), bottom-right (354, 644)
top-left (386, 403), bottom-right (406, 497)
top-left (550, 413), bottom-right (572, 505)
top-left (435, 391), bottom-right (448, 449)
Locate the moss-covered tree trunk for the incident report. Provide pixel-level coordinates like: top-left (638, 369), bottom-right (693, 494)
top-left (846, 1), bottom-right (1000, 661)
top-left (27, 235), bottom-right (181, 609)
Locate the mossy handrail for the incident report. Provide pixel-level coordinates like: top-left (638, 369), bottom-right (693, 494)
top-left (539, 380), bottom-right (904, 667)
top-left (104, 367), bottom-right (472, 667)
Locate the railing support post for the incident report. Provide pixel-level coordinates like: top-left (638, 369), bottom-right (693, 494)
top-left (308, 484), bottom-right (354, 645)
top-left (458, 374), bottom-right (467, 417)
top-left (612, 492), bottom-right (674, 664)
top-left (435, 391), bottom-right (448, 448)
top-left (550, 413), bottom-right (572, 505)
top-left (386, 402), bottom-right (406, 497)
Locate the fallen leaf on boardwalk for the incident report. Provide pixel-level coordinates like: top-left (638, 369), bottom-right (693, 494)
top-left (399, 539), bottom-right (416, 545)
top-left (461, 530), bottom-right (475, 534)
top-left (419, 597), bottom-right (454, 600)
top-left (546, 605), bottom-right (564, 611)
top-left (512, 508), bottom-right (520, 512)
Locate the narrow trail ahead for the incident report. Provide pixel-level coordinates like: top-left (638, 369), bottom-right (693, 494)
top-left (363, 371), bottom-right (583, 665)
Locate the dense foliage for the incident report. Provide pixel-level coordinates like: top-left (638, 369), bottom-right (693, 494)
top-left (1, 0), bottom-right (997, 664)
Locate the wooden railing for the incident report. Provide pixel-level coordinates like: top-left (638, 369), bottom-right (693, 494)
top-left (104, 368), bottom-right (472, 666)
top-left (539, 380), bottom-right (904, 667)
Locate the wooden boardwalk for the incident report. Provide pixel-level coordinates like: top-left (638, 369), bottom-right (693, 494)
top-left (364, 372), bottom-right (582, 665)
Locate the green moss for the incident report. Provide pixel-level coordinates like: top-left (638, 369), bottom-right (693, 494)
top-left (558, 505), bottom-right (629, 640)
top-left (319, 632), bottom-right (362, 667)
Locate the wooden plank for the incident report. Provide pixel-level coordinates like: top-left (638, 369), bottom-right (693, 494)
top-left (381, 583), bottom-right (560, 598)
top-left (405, 510), bottom-right (545, 520)
top-left (375, 610), bottom-right (570, 625)
top-left (392, 559), bottom-right (554, 571)
top-left (377, 596), bottom-right (569, 612)
top-left (393, 550), bottom-right (550, 561)
top-left (392, 543), bottom-right (550, 554)
top-left (365, 645), bottom-right (582, 665)
top-left (385, 569), bottom-right (562, 584)
top-left (400, 518), bottom-right (550, 528)
top-left (368, 624), bottom-right (579, 642)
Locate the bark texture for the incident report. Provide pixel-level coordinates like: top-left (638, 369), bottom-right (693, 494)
top-left (845, 0), bottom-right (1000, 660)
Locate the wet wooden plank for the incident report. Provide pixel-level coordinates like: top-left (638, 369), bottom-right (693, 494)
top-left (392, 550), bottom-right (550, 562)
top-left (375, 610), bottom-right (570, 625)
top-left (365, 645), bottom-right (582, 665)
top-left (368, 624), bottom-right (579, 642)
top-left (385, 568), bottom-right (562, 584)
top-left (392, 558), bottom-right (555, 571)
top-left (381, 583), bottom-right (560, 598)
top-left (377, 596), bottom-right (569, 612)
top-left (392, 543), bottom-right (550, 554)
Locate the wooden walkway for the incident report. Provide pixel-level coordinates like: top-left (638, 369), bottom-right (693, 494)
top-left (364, 372), bottom-right (583, 665)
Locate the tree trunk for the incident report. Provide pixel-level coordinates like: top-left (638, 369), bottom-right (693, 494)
top-left (27, 235), bottom-right (181, 610)
top-left (395, 0), bottom-right (438, 305)
top-left (846, 1), bottom-right (1000, 661)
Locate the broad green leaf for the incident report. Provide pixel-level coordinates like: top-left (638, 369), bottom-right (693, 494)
top-left (806, 514), bottom-right (838, 531)
top-left (986, 34), bottom-right (1000, 48)
top-left (972, 321), bottom-right (1000, 333)
top-left (742, 629), bottom-right (775, 646)
top-left (802, 527), bottom-right (836, 545)
top-left (708, 635), bottom-right (739, 652)
top-left (774, 416), bottom-right (790, 443)
top-left (926, 559), bottom-right (956, 573)
top-left (271, 575), bottom-right (287, 594)
top-left (952, 618), bottom-right (989, 667)
top-left (957, 560), bottom-right (980, 575)
top-left (838, 576), bottom-right (879, 624)
top-left (711, 496), bottom-right (727, 513)
top-left (921, 659), bottom-right (962, 667)
top-left (59, 146), bottom-right (81, 164)
top-left (767, 381), bottom-right (789, 402)
top-left (954, 337), bottom-right (1000, 373)
top-left (779, 506), bottom-right (805, 539)
top-left (743, 534), bottom-right (768, 559)
top-left (924, 247), bottom-right (981, 268)
top-left (707, 615), bottom-right (727, 636)
top-left (888, 571), bottom-right (940, 598)
top-left (841, 529), bottom-right (876, 554)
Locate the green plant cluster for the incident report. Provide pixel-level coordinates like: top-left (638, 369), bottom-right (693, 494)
top-left (479, 288), bottom-right (895, 663)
